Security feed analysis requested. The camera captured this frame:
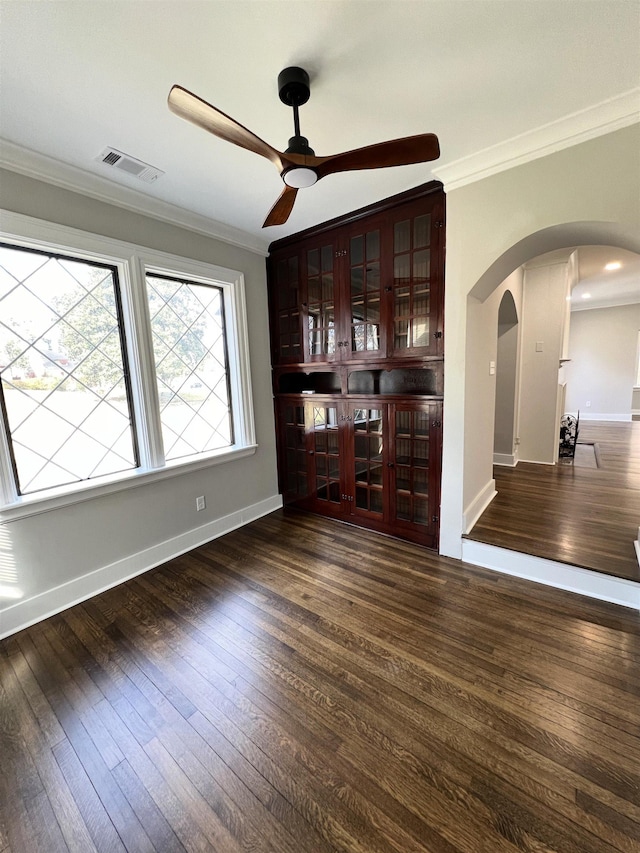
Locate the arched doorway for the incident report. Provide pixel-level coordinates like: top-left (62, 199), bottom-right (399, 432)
top-left (493, 290), bottom-right (518, 466)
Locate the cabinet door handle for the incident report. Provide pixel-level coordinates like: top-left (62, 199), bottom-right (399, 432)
top-left (308, 450), bottom-right (315, 455)
top-left (387, 462), bottom-right (395, 468)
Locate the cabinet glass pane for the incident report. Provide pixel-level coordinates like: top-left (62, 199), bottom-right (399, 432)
top-left (395, 410), bottom-right (411, 435)
top-left (414, 498), bottom-right (428, 524)
top-left (370, 490), bottom-right (383, 514)
top-left (414, 215), bottom-right (430, 249)
top-left (396, 494), bottom-right (411, 521)
top-left (322, 275), bottom-right (334, 301)
top-left (413, 250), bottom-right (430, 281)
top-left (412, 320), bottom-right (430, 347)
top-left (415, 410), bottom-right (429, 435)
top-left (366, 299), bottom-right (380, 324)
top-left (312, 404), bottom-right (340, 504)
top-left (308, 278), bottom-right (321, 302)
top-left (351, 235), bottom-right (364, 265)
top-left (366, 262), bottom-right (380, 291)
top-left (394, 220), bottom-right (410, 254)
top-left (307, 249), bottom-right (319, 276)
top-left (414, 468), bottom-right (428, 495)
top-left (394, 254), bottom-right (410, 282)
top-left (366, 230), bottom-right (380, 260)
top-left (396, 467), bottom-right (411, 491)
top-left (282, 404), bottom-right (307, 498)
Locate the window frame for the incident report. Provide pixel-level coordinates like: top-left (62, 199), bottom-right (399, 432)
top-left (0, 210), bottom-right (257, 521)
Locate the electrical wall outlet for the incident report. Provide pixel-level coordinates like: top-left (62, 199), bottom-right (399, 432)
top-left (196, 496), bottom-right (206, 511)
top-left (586, 401), bottom-right (591, 408)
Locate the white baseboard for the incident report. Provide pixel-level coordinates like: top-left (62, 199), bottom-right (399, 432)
top-left (462, 540), bottom-right (639, 611)
top-left (493, 452), bottom-right (518, 467)
top-left (579, 413), bottom-right (632, 422)
top-left (463, 479), bottom-right (497, 534)
top-left (0, 494), bottom-right (283, 640)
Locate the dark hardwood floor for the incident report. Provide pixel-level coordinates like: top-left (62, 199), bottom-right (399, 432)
top-left (466, 421), bottom-right (640, 582)
top-left (1, 510), bottom-right (639, 852)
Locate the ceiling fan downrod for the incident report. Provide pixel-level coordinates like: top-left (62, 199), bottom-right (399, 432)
top-left (278, 66), bottom-right (316, 160)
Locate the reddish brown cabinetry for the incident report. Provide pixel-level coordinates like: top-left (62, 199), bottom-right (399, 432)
top-left (268, 182), bottom-right (444, 549)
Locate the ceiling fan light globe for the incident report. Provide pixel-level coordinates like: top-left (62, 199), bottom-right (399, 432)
top-left (282, 167), bottom-right (317, 188)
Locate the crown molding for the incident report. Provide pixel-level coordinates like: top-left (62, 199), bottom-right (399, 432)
top-left (0, 139), bottom-right (269, 256)
top-left (433, 89), bottom-right (640, 192)
top-left (571, 295), bottom-right (640, 312)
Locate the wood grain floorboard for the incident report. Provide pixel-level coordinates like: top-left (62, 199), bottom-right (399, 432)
top-left (1, 509), bottom-right (639, 852)
top-left (466, 421), bottom-right (640, 581)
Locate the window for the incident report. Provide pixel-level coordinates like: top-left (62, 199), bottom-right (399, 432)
top-left (0, 246), bottom-right (138, 495)
top-left (0, 212), bottom-right (256, 517)
top-left (146, 273), bottom-right (233, 461)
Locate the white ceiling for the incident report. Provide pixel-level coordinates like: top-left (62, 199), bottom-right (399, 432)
top-left (0, 0), bottom-right (639, 255)
top-left (527, 246), bottom-right (640, 310)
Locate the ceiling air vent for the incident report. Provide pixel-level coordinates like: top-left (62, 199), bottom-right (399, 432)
top-left (96, 147), bottom-right (164, 183)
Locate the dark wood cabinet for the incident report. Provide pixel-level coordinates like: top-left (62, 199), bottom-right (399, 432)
top-left (268, 182), bottom-right (444, 549)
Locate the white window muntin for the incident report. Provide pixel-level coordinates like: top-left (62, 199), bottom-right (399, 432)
top-left (0, 210), bottom-right (256, 519)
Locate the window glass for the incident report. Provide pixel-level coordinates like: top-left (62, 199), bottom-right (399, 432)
top-left (145, 274), bottom-right (233, 461)
top-left (0, 244), bottom-right (137, 495)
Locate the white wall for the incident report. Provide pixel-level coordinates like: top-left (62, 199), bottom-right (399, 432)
top-left (565, 303), bottom-right (640, 419)
top-left (518, 262), bottom-right (568, 463)
top-left (462, 269), bottom-right (522, 529)
top-left (441, 123), bottom-right (640, 559)
top-left (0, 170), bottom-right (280, 636)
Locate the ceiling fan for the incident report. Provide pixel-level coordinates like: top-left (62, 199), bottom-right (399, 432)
top-left (168, 67), bottom-right (440, 228)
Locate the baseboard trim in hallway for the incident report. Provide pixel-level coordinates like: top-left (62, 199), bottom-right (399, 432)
top-left (462, 539), bottom-right (640, 610)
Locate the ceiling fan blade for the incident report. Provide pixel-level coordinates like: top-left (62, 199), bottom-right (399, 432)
top-left (263, 186), bottom-right (298, 228)
top-left (315, 134), bottom-right (440, 180)
top-left (168, 85), bottom-right (283, 171)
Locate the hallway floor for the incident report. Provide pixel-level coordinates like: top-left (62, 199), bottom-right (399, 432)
top-left (465, 421), bottom-right (640, 583)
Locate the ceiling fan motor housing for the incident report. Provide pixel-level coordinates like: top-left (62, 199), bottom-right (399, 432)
top-left (278, 66), bottom-right (311, 106)
top-left (285, 135), bottom-right (315, 156)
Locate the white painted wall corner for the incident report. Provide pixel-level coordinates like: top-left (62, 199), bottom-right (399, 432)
top-left (463, 479), bottom-right (497, 534)
top-left (0, 494), bottom-right (283, 640)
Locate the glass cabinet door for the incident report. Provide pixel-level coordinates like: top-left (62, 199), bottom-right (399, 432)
top-left (278, 401), bottom-right (309, 503)
top-left (307, 401), bottom-right (342, 515)
top-left (306, 243), bottom-right (336, 360)
top-left (350, 404), bottom-right (386, 518)
top-left (392, 406), bottom-right (429, 526)
top-left (271, 254), bottom-right (302, 363)
top-left (390, 403), bottom-right (440, 539)
top-left (346, 226), bottom-right (383, 359)
top-left (390, 203), bottom-right (440, 357)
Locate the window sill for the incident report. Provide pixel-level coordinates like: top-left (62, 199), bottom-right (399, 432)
top-left (0, 444), bottom-right (258, 523)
